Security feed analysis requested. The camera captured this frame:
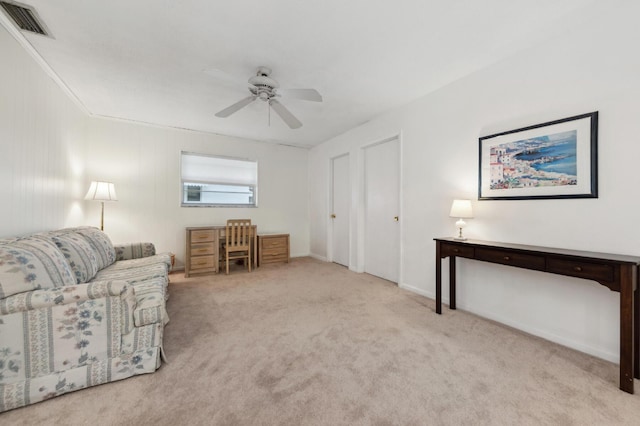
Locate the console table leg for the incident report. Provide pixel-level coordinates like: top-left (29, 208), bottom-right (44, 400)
top-left (620, 265), bottom-right (635, 393)
top-left (436, 241), bottom-right (442, 314)
top-left (635, 269), bottom-right (639, 379)
top-left (449, 256), bottom-right (456, 310)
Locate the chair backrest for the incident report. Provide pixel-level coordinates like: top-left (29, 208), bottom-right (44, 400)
top-left (226, 219), bottom-right (252, 249)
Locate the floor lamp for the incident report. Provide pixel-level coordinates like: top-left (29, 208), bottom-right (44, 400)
top-left (85, 181), bottom-right (117, 231)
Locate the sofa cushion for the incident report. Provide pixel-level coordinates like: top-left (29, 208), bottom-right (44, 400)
top-left (74, 227), bottom-right (116, 270)
top-left (92, 262), bottom-right (168, 287)
top-left (51, 234), bottom-right (100, 284)
top-left (0, 238), bottom-right (76, 299)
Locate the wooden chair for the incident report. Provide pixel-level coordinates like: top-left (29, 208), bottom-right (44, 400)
top-left (224, 219), bottom-right (252, 274)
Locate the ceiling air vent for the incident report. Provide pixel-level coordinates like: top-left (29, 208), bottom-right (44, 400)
top-left (0, 1), bottom-right (49, 36)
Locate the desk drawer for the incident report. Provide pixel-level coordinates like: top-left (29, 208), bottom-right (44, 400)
top-left (440, 243), bottom-right (474, 258)
top-left (547, 257), bottom-right (614, 282)
top-left (191, 229), bottom-right (215, 243)
top-left (190, 243), bottom-right (214, 256)
top-left (476, 247), bottom-right (545, 270)
top-left (190, 255), bottom-right (215, 270)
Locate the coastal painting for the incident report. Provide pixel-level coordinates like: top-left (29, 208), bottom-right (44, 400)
top-left (478, 112), bottom-right (598, 200)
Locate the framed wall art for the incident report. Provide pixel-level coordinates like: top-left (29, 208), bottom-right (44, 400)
top-left (478, 112), bottom-right (598, 200)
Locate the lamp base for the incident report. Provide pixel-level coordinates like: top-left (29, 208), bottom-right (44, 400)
top-left (454, 220), bottom-right (467, 241)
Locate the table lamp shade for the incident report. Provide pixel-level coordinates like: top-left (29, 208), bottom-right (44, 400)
top-left (449, 199), bottom-right (473, 218)
top-left (85, 181), bottom-right (117, 201)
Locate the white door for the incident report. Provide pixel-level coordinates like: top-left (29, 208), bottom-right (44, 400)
top-left (331, 154), bottom-right (350, 267)
top-left (364, 138), bottom-right (400, 282)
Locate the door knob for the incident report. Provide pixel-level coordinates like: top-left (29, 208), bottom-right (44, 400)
top-left (393, 216), bottom-right (399, 222)
top-left (331, 214), bottom-right (336, 219)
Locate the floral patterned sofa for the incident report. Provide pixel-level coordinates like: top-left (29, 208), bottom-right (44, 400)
top-left (0, 226), bottom-right (171, 412)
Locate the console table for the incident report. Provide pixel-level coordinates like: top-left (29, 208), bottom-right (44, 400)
top-left (434, 237), bottom-right (640, 393)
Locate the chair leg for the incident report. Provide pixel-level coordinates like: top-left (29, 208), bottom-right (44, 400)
top-left (226, 251), bottom-right (229, 275)
top-left (248, 253), bottom-right (251, 272)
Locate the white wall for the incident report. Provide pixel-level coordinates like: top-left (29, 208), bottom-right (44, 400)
top-left (0, 24), bottom-right (310, 265)
top-left (309, 2), bottom-right (640, 362)
top-left (0, 25), bottom-right (87, 237)
top-left (84, 118), bottom-right (309, 267)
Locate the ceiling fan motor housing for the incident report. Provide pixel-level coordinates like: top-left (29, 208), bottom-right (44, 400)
top-left (249, 72), bottom-right (279, 101)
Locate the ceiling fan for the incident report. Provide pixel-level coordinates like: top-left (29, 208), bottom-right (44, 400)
top-left (214, 66), bottom-right (322, 129)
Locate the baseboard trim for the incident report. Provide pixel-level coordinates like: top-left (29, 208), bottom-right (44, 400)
top-left (399, 283), bottom-right (434, 299)
top-left (398, 283), bottom-right (617, 363)
top-left (309, 253), bottom-right (328, 262)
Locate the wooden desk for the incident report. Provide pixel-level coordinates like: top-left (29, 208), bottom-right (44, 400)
top-left (434, 237), bottom-right (640, 394)
top-left (185, 225), bottom-right (257, 277)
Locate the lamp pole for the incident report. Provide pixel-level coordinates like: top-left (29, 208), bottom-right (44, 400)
top-left (100, 201), bottom-right (105, 231)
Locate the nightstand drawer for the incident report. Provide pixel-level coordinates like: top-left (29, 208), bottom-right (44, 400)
top-left (262, 237), bottom-right (288, 249)
top-left (190, 255), bottom-right (215, 270)
top-left (547, 257), bottom-right (614, 282)
top-left (476, 247), bottom-right (545, 270)
top-left (262, 247), bottom-right (286, 256)
top-left (261, 253), bottom-right (289, 264)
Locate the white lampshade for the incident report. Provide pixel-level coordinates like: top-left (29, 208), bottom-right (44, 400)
top-left (85, 181), bottom-right (117, 201)
top-left (449, 199), bottom-right (473, 218)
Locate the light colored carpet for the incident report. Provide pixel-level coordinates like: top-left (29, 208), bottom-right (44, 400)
top-left (2, 257), bottom-right (640, 425)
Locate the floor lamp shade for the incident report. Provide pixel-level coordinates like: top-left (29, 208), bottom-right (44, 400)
top-left (85, 181), bottom-right (117, 201)
top-left (85, 181), bottom-right (117, 230)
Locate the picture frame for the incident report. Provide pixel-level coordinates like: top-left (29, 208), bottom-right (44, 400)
top-left (478, 112), bottom-right (598, 200)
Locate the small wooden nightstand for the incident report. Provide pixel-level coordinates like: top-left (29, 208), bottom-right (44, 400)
top-left (258, 234), bottom-right (290, 266)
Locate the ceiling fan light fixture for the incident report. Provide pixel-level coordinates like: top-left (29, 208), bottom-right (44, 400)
top-left (248, 75), bottom-right (279, 88)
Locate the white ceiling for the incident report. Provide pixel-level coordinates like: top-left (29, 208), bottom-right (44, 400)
top-left (2, 0), bottom-right (596, 148)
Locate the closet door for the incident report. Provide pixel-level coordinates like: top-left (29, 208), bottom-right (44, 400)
top-left (364, 138), bottom-right (399, 282)
top-left (331, 154), bottom-right (350, 267)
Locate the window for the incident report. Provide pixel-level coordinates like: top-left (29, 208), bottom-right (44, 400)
top-left (181, 152), bottom-right (258, 207)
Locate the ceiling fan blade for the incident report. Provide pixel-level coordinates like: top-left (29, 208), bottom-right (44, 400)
top-left (215, 96), bottom-right (257, 118)
top-left (283, 88), bottom-right (323, 102)
top-left (270, 99), bottom-right (302, 129)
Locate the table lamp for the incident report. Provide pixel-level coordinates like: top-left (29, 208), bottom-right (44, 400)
top-left (449, 199), bottom-right (473, 240)
top-left (85, 181), bottom-right (117, 231)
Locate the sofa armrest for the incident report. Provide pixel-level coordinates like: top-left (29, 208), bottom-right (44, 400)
top-left (0, 280), bottom-right (130, 315)
top-left (1, 280), bottom-right (137, 338)
top-left (114, 243), bottom-right (156, 261)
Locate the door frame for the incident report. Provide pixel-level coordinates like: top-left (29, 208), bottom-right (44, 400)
top-left (328, 153), bottom-right (351, 267)
top-left (358, 134), bottom-right (403, 285)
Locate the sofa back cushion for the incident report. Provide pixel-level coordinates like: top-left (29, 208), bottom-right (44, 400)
top-left (0, 238), bottom-right (76, 299)
top-left (75, 227), bottom-right (116, 270)
top-left (51, 234), bottom-right (100, 283)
